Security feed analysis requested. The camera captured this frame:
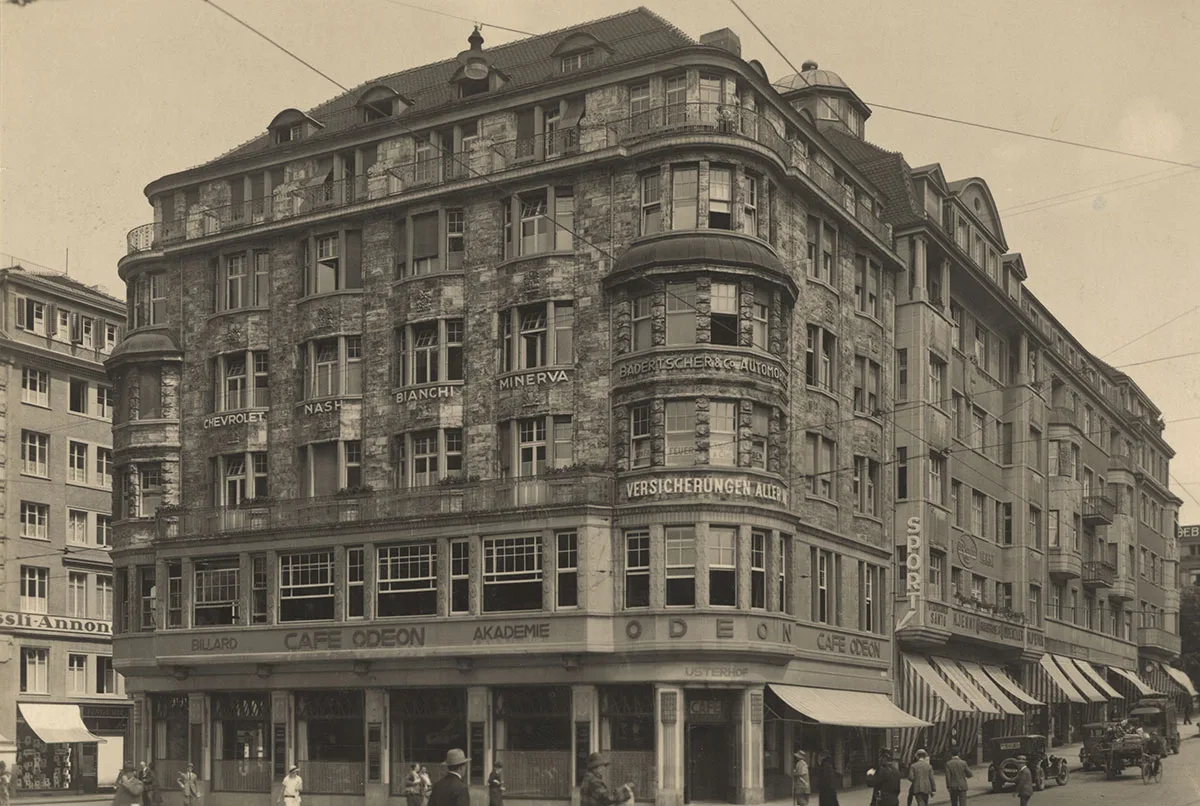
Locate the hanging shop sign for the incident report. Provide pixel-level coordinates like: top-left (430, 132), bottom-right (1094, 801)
top-left (895, 516), bottom-right (923, 632)
top-left (498, 368), bottom-right (572, 391)
top-left (202, 410), bottom-right (266, 429)
top-left (0, 611), bottom-right (111, 637)
top-left (623, 475), bottom-right (787, 505)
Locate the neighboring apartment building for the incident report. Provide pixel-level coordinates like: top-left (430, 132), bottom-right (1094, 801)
top-left (1180, 523), bottom-right (1200, 586)
top-left (826, 91), bottom-right (1189, 754)
top-left (109, 11), bottom-right (917, 806)
top-left (0, 263), bottom-right (129, 790)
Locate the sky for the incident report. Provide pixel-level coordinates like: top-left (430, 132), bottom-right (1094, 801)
top-left (2, 0), bottom-right (1199, 522)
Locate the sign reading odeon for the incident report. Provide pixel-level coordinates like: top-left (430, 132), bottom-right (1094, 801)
top-left (203, 410), bottom-right (265, 429)
top-left (617, 353), bottom-right (786, 382)
top-left (625, 476), bottom-right (787, 505)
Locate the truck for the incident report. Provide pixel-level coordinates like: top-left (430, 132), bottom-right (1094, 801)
top-left (1128, 695), bottom-right (1180, 754)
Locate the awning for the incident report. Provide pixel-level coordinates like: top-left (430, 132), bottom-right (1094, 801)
top-left (1074, 660), bottom-right (1122, 699)
top-left (1109, 666), bottom-right (1156, 696)
top-left (768, 684), bottom-right (930, 729)
top-left (930, 656), bottom-right (1001, 715)
top-left (960, 660), bottom-right (1022, 715)
top-left (1053, 656), bottom-right (1106, 703)
top-left (906, 654), bottom-right (974, 712)
top-left (983, 664), bottom-right (1044, 707)
top-left (1160, 663), bottom-right (1198, 697)
top-left (18, 703), bottom-right (104, 744)
top-left (1039, 654), bottom-right (1086, 703)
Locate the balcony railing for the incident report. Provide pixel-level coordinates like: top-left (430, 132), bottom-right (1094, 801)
top-left (1109, 453), bottom-right (1135, 472)
top-left (1137, 626), bottom-right (1182, 655)
top-left (1049, 406), bottom-right (1080, 429)
top-left (1082, 559), bottom-right (1116, 588)
top-left (126, 104), bottom-right (893, 256)
top-left (158, 472), bottom-right (614, 540)
top-left (1082, 494), bottom-right (1116, 525)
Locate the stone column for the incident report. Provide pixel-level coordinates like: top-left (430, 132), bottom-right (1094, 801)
top-left (333, 544), bottom-right (346, 621)
top-left (695, 523), bottom-right (711, 607)
top-left (656, 685), bottom-right (684, 806)
top-left (469, 535), bottom-right (483, 616)
top-left (911, 236), bottom-right (928, 302)
top-left (737, 525), bottom-right (753, 611)
top-left (438, 537), bottom-right (452, 617)
top-left (543, 528), bottom-right (557, 611)
top-left (363, 541), bottom-right (377, 621)
top-left (181, 556), bottom-right (194, 629)
top-left (188, 693), bottom-right (208, 779)
top-left (738, 686), bottom-right (765, 805)
top-left (365, 688), bottom-right (387, 806)
top-left (266, 549), bottom-right (279, 625)
top-left (238, 552), bottom-right (252, 626)
top-left (765, 530), bottom-right (780, 613)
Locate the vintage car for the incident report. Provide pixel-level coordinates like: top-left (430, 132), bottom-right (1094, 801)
top-left (986, 735), bottom-right (1069, 792)
top-left (1094, 725), bottom-right (1145, 778)
top-left (1129, 696), bottom-right (1180, 754)
top-left (1079, 722), bottom-right (1113, 772)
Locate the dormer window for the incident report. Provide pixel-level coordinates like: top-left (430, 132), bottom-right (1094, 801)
top-left (560, 51), bottom-right (593, 73)
top-left (357, 86), bottom-right (411, 122)
top-left (268, 109), bottom-right (322, 146)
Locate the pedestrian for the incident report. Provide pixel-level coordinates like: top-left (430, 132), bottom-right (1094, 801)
top-left (279, 765), bottom-right (303, 806)
top-left (428, 750), bottom-right (470, 806)
top-left (138, 762), bottom-right (161, 806)
top-left (813, 754), bottom-right (838, 806)
top-left (579, 752), bottom-right (631, 806)
top-left (906, 750), bottom-right (935, 806)
top-left (1012, 756), bottom-right (1033, 806)
top-left (419, 766), bottom-right (433, 806)
top-left (488, 762), bottom-right (505, 806)
top-left (943, 749), bottom-right (971, 806)
top-left (867, 749), bottom-right (902, 806)
top-left (1184, 697), bottom-right (1193, 726)
top-left (791, 750), bottom-right (810, 806)
top-left (112, 767), bottom-right (144, 806)
top-left (404, 764), bottom-right (423, 806)
top-left (0, 761), bottom-right (12, 806)
top-left (177, 763), bottom-right (201, 806)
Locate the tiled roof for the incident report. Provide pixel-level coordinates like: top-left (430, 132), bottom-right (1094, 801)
top-left (2, 266), bottom-right (123, 307)
top-left (209, 7), bottom-right (693, 166)
top-left (819, 124), bottom-right (926, 229)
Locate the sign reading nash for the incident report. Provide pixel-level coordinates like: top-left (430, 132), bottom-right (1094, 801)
top-left (618, 354), bottom-right (786, 382)
top-left (203, 410), bottom-right (266, 429)
top-left (0, 611), bottom-right (112, 636)
top-left (625, 476), bottom-right (787, 505)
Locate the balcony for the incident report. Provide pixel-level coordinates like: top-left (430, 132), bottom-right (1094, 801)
top-left (1047, 546), bottom-right (1082, 580)
top-left (1107, 575), bottom-right (1137, 603)
top-left (125, 104), bottom-right (893, 257)
top-left (1082, 560), bottom-right (1116, 589)
top-left (1137, 626), bottom-right (1182, 657)
top-left (1082, 494), bottom-right (1116, 525)
top-left (1048, 406), bottom-right (1081, 430)
top-left (1109, 453), bottom-right (1135, 472)
top-left (158, 472), bottom-right (614, 540)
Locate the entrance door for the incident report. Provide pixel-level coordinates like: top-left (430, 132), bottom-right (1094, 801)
top-left (686, 724), bottom-right (732, 803)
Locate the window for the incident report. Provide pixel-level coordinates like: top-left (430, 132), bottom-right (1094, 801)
top-left (1048, 510), bottom-right (1060, 547)
top-left (971, 490), bottom-right (986, 537)
top-left (450, 540), bottom-right (470, 614)
top-left (853, 456), bottom-right (881, 516)
top-left (16, 296), bottom-right (47, 334)
top-left (928, 552), bottom-right (945, 600)
top-left (708, 526), bottom-right (737, 606)
top-left (68, 509), bottom-right (89, 545)
top-left (999, 502), bottom-right (1013, 545)
top-left (21, 367), bottom-right (49, 407)
top-left (778, 534), bottom-right (793, 615)
top-left (377, 543), bottom-right (438, 617)
top-left (215, 451), bottom-right (268, 506)
top-left (951, 567), bottom-right (963, 599)
top-left (21, 430), bottom-right (49, 476)
top-left (631, 294), bottom-right (654, 351)
top-left (970, 409), bottom-right (986, 451)
top-left (96, 656), bottom-right (117, 695)
top-left (896, 447), bottom-right (909, 499)
top-left (301, 230), bottom-right (362, 296)
top-left (280, 551), bottom-right (336, 622)
top-left (21, 566), bottom-right (49, 613)
top-left (396, 319), bottom-right (465, 385)
top-left (665, 282), bottom-right (697, 345)
top-left (104, 322), bottom-right (120, 352)
top-left (20, 502), bottom-right (49, 540)
top-left (665, 526), bottom-right (697, 606)
top-left (929, 353), bottom-right (946, 402)
top-left (560, 50), bottom-right (593, 73)
top-left (1029, 585), bottom-right (1042, 625)
top-left (860, 563), bottom-right (884, 634)
top-left (93, 576), bottom-right (112, 622)
top-left (503, 187), bottom-right (574, 257)
top-left (640, 173), bottom-right (662, 235)
top-left (806, 434), bottom-right (835, 499)
top-left (854, 255), bottom-right (880, 318)
top-left (813, 549), bottom-right (835, 624)
top-left (806, 325), bottom-right (836, 391)
top-left (1029, 507), bottom-right (1042, 549)
top-left (751, 404), bottom-right (770, 470)
top-left (96, 385), bottom-right (115, 420)
top-left (556, 531), bottom-right (578, 608)
top-left (1140, 548), bottom-right (1148, 578)
top-left (665, 401), bottom-right (695, 466)
top-left (131, 273), bottom-right (166, 328)
top-left (68, 441), bottom-right (89, 483)
top-left (69, 654), bottom-right (88, 694)
top-left (483, 536), bottom-right (543, 612)
top-left (500, 302), bottom-right (573, 371)
top-left (213, 351), bottom-right (269, 410)
top-left (751, 287), bottom-right (769, 349)
top-left (974, 323), bottom-right (990, 372)
top-left (710, 400), bottom-right (737, 466)
top-left (499, 416), bottom-right (572, 478)
top-left (708, 166), bottom-right (733, 229)
top-left (807, 218), bottom-right (837, 284)
top-left (20, 648), bottom-right (48, 694)
top-left (671, 165), bottom-right (699, 230)
top-left (630, 82), bottom-right (652, 120)
top-left (67, 572), bottom-right (88, 617)
top-left (853, 356), bottom-right (881, 415)
top-left (215, 251), bottom-right (269, 311)
top-left (665, 74), bottom-right (687, 123)
top-left (96, 448), bottom-right (114, 488)
top-left (929, 452), bottom-right (946, 506)
top-left (750, 531), bottom-right (767, 610)
top-left (630, 404), bottom-right (652, 468)
top-left (251, 556), bottom-right (268, 624)
top-left (896, 349), bottom-right (908, 400)
top-left (625, 530), bottom-right (651, 608)
top-left (394, 428), bottom-right (463, 487)
top-left (709, 282), bottom-right (738, 345)
top-left (166, 562), bottom-right (183, 628)
top-left (301, 336), bottom-right (362, 399)
top-left (77, 317), bottom-right (97, 349)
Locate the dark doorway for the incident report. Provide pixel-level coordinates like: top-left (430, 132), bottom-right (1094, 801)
top-left (686, 724), bottom-right (733, 803)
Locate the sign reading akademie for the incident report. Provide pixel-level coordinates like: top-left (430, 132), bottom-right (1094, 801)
top-left (624, 475), bottom-right (788, 505)
top-left (0, 611), bottom-right (112, 637)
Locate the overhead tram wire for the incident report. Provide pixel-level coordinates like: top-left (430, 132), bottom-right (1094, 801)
top-left (1101, 305), bottom-right (1200, 359)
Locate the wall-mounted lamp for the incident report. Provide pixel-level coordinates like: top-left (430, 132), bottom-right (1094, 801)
top-left (256, 664), bottom-right (273, 679)
top-left (172, 666), bottom-right (190, 681)
top-left (457, 657), bottom-right (474, 673)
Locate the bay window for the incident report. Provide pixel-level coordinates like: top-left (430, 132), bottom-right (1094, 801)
top-left (300, 230), bottom-right (362, 296)
top-left (708, 400), bottom-right (737, 466)
top-left (751, 531), bottom-right (767, 609)
top-left (751, 404), bottom-right (769, 470)
top-left (503, 187), bottom-right (573, 258)
top-left (631, 294), bottom-right (654, 351)
top-left (396, 208), bottom-right (466, 278)
top-left (743, 174), bottom-right (759, 236)
top-left (499, 415), bottom-right (573, 477)
top-left (483, 536), bottom-right (543, 612)
top-left (298, 440), bottom-right (363, 497)
top-left (215, 250), bottom-right (269, 310)
top-left (812, 549), bottom-right (836, 624)
top-left (708, 166), bottom-right (733, 229)
top-left (670, 164), bottom-right (699, 229)
top-left (214, 350), bottom-right (269, 410)
top-left (665, 526), bottom-right (696, 606)
top-left (853, 455), bottom-right (881, 516)
top-left (194, 558), bottom-right (239, 626)
top-left (665, 282), bottom-right (697, 345)
top-left (300, 335), bottom-right (361, 399)
top-left (501, 301), bottom-right (573, 371)
top-left (709, 282), bottom-right (738, 346)
top-left (131, 273), bottom-right (166, 328)
top-left (396, 319), bottom-right (464, 385)
top-left (346, 547), bottom-right (364, 619)
top-left (279, 551), bottom-right (336, 622)
top-left (377, 542), bottom-right (438, 617)
top-left (860, 562), bottom-right (884, 634)
top-left (392, 428), bottom-right (463, 487)
top-left (665, 400), bottom-right (695, 466)
top-left (624, 529), bottom-right (650, 608)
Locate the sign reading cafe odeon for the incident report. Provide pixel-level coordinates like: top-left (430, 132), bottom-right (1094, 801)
top-left (625, 476), bottom-right (787, 505)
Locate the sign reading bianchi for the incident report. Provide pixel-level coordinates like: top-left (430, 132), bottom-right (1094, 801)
top-left (625, 476), bottom-right (788, 505)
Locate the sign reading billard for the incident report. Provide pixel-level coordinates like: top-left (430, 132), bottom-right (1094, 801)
top-left (498, 368), bottom-right (571, 391)
top-left (624, 475), bottom-right (787, 505)
top-left (202, 410), bottom-right (266, 429)
top-left (617, 353), bottom-right (786, 382)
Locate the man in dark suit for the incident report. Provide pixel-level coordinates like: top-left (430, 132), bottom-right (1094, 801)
top-left (428, 749), bottom-right (471, 806)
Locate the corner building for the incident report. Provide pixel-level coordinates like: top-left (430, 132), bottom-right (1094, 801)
top-left (110, 11), bottom-right (918, 806)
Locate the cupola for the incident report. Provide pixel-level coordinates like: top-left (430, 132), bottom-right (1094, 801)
top-left (773, 61), bottom-right (871, 138)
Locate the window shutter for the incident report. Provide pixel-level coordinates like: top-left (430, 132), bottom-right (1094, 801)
top-left (412, 214), bottom-right (439, 260)
top-left (16, 297), bottom-right (26, 329)
top-left (344, 230), bottom-right (363, 289)
top-left (561, 97), bottom-right (586, 129)
top-left (71, 313), bottom-right (83, 344)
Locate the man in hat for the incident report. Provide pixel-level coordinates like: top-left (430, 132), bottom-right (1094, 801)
top-left (791, 750), bottom-right (810, 806)
top-left (906, 750), bottom-right (934, 806)
top-left (1012, 756), bottom-right (1033, 806)
top-left (868, 749), bottom-right (902, 806)
top-left (176, 762), bottom-right (201, 806)
top-left (279, 766), bottom-right (302, 806)
top-left (428, 750), bottom-right (470, 806)
top-left (580, 752), bottom-right (629, 806)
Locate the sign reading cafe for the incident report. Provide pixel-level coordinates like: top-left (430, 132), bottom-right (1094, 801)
top-left (625, 476), bottom-right (787, 505)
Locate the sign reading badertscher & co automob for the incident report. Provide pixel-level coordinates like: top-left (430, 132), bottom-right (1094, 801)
top-left (625, 476), bottom-right (788, 506)
top-left (617, 353), bottom-right (786, 382)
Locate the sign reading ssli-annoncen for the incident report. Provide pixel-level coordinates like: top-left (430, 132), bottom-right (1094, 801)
top-left (0, 611), bottom-right (112, 636)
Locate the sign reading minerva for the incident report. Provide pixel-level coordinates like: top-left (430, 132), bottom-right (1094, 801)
top-left (625, 476), bottom-right (787, 505)
top-left (0, 611), bottom-right (112, 636)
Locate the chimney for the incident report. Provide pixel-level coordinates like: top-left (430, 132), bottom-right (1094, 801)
top-left (700, 28), bottom-right (742, 58)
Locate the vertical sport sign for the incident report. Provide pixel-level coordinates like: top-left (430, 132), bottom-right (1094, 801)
top-left (896, 516), bottom-right (922, 631)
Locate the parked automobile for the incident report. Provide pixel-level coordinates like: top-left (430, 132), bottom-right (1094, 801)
top-left (986, 735), bottom-right (1069, 793)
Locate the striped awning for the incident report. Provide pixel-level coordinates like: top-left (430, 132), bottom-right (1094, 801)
top-left (1074, 660), bottom-right (1122, 699)
top-left (1161, 664), bottom-right (1198, 698)
top-left (930, 656), bottom-right (1001, 715)
top-left (1039, 654), bottom-right (1086, 703)
top-left (1054, 656), bottom-right (1106, 703)
top-left (1109, 666), bottom-right (1157, 696)
top-left (959, 660), bottom-right (1022, 715)
top-left (983, 664), bottom-right (1044, 707)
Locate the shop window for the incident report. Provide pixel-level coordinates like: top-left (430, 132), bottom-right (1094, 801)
top-left (347, 547), bottom-right (365, 619)
top-left (279, 551), bottom-right (335, 622)
top-left (378, 542), bottom-right (438, 617)
top-left (194, 558), bottom-right (239, 626)
top-left (503, 187), bottom-right (573, 258)
top-left (300, 230), bottom-right (363, 296)
top-left (665, 526), bottom-right (696, 606)
top-left (556, 531), bottom-right (578, 608)
top-left (708, 526), bottom-right (737, 606)
top-left (625, 530), bottom-right (650, 608)
top-left (483, 536), bottom-right (543, 613)
top-left (670, 164), bottom-right (699, 229)
top-left (450, 540), bottom-right (470, 614)
top-left (390, 690), bottom-right (468, 788)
